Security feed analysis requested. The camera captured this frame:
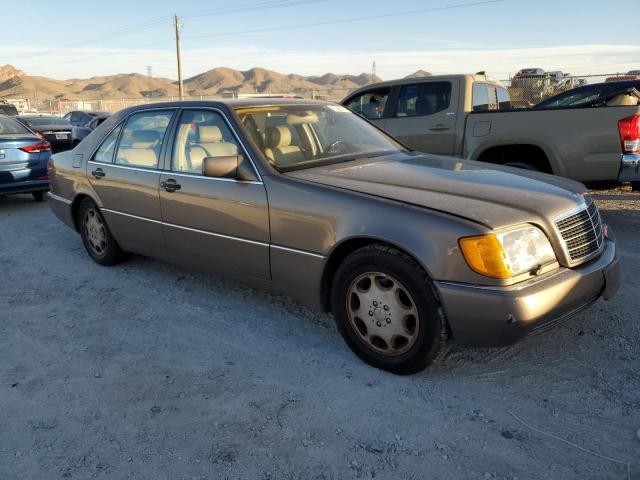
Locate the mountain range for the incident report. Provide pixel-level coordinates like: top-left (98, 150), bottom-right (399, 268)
top-left (0, 65), bottom-right (386, 101)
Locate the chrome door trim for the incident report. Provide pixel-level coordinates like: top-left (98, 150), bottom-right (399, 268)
top-left (162, 170), bottom-right (263, 185)
top-left (271, 244), bottom-right (326, 259)
top-left (47, 192), bottom-right (72, 204)
top-left (101, 207), bottom-right (325, 258)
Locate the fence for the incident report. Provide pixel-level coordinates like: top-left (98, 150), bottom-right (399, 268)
top-left (12, 72), bottom-right (636, 115)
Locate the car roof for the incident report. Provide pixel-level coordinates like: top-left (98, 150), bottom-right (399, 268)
top-left (116, 98), bottom-right (335, 116)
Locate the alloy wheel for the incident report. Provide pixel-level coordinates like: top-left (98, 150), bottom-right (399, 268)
top-left (83, 208), bottom-right (107, 256)
top-left (346, 272), bottom-right (420, 356)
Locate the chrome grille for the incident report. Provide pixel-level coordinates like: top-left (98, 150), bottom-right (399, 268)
top-left (555, 201), bottom-right (604, 263)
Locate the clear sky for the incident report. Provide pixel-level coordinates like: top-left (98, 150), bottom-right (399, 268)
top-left (3, 0), bottom-right (639, 80)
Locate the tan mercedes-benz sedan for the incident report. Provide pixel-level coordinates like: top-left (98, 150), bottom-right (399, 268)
top-left (46, 99), bottom-right (620, 374)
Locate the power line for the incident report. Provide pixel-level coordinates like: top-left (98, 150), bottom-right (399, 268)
top-left (18, 0), bottom-right (326, 64)
top-left (182, 0), bottom-right (504, 40)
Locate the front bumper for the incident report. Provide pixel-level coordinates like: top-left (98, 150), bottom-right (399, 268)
top-left (435, 237), bottom-right (619, 347)
top-left (618, 154), bottom-right (640, 182)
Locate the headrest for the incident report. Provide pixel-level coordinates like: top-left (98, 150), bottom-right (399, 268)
top-left (287, 112), bottom-right (318, 125)
top-left (130, 130), bottom-right (160, 148)
top-left (199, 125), bottom-right (223, 143)
top-left (266, 125), bottom-right (292, 148)
top-left (415, 96), bottom-right (435, 115)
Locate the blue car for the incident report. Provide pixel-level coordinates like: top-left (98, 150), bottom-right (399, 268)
top-left (0, 114), bottom-right (51, 202)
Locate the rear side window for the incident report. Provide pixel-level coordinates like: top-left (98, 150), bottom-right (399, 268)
top-left (497, 87), bottom-right (511, 109)
top-left (0, 115), bottom-right (30, 134)
top-left (473, 83), bottom-right (500, 111)
top-left (0, 104), bottom-right (18, 116)
top-left (93, 125), bottom-right (122, 163)
top-left (395, 82), bottom-right (452, 117)
top-left (114, 111), bottom-right (173, 169)
top-left (344, 88), bottom-right (390, 120)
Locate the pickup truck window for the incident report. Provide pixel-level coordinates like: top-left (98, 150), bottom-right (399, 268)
top-left (473, 83), bottom-right (500, 111)
top-left (344, 88), bottom-right (389, 120)
top-left (395, 82), bottom-right (451, 117)
top-left (497, 87), bottom-right (511, 109)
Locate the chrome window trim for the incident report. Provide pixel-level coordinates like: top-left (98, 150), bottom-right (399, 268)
top-left (88, 107), bottom-right (180, 164)
top-left (170, 106), bottom-right (263, 182)
top-left (88, 159), bottom-right (263, 185)
top-left (101, 208), bottom-right (325, 258)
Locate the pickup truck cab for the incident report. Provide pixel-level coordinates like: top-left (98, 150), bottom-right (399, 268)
top-left (342, 74), bottom-right (640, 185)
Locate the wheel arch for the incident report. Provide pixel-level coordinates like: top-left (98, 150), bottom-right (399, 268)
top-left (475, 143), bottom-right (555, 173)
top-left (320, 236), bottom-right (436, 312)
top-left (70, 191), bottom-right (101, 231)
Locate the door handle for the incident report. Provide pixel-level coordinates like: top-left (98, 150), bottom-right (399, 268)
top-left (91, 168), bottom-right (105, 179)
top-left (429, 124), bottom-right (450, 132)
top-left (161, 179), bottom-right (181, 193)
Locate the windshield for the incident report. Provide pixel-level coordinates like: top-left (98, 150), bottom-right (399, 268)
top-left (235, 104), bottom-right (406, 171)
top-left (21, 116), bottom-right (71, 127)
top-left (0, 116), bottom-right (30, 135)
top-left (535, 86), bottom-right (607, 109)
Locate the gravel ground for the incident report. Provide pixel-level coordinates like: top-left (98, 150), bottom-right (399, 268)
top-left (1, 188), bottom-right (639, 480)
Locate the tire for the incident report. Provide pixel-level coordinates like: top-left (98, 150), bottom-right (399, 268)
top-left (77, 198), bottom-right (125, 266)
top-left (331, 244), bottom-right (447, 375)
top-left (32, 191), bottom-right (45, 202)
top-left (632, 182), bottom-right (640, 192)
top-left (503, 161), bottom-right (540, 171)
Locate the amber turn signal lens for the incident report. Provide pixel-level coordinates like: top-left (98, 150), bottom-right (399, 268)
top-left (459, 235), bottom-right (512, 279)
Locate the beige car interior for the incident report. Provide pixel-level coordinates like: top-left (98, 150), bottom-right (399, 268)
top-left (116, 130), bottom-right (162, 168)
top-left (606, 92), bottom-right (640, 107)
top-left (174, 124), bottom-right (239, 174)
top-left (263, 112), bottom-right (319, 167)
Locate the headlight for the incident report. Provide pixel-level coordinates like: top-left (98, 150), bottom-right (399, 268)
top-left (459, 226), bottom-right (556, 279)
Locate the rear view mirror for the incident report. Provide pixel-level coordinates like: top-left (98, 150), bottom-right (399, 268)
top-left (202, 155), bottom-right (241, 179)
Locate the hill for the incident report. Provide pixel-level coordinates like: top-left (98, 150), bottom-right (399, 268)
top-left (0, 64), bottom-right (382, 101)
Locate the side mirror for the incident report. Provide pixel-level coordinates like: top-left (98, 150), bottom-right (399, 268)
top-left (202, 155), bottom-right (256, 181)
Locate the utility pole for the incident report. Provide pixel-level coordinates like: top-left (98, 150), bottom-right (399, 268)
top-left (372, 61), bottom-right (377, 78)
top-left (174, 14), bottom-right (184, 100)
top-left (146, 65), bottom-right (153, 93)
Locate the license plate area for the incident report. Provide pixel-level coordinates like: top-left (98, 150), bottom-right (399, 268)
top-left (55, 133), bottom-right (68, 140)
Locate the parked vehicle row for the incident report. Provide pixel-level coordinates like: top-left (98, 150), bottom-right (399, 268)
top-left (46, 99), bottom-right (619, 374)
top-left (342, 74), bottom-right (640, 187)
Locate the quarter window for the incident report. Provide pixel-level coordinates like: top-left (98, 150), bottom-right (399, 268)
top-left (172, 110), bottom-right (240, 175)
top-left (395, 82), bottom-right (452, 117)
top-left (344, 88), bottom-right (390, 120)
top-left (93, 125), bottom-right (122, 163)
top-left (114, 110), bottom-right (173, 169)
top-left (497, 87), bottom-right (511, 109)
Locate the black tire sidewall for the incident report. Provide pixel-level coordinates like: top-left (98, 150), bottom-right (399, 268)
top-left (77, 199), bottom-right (121, 266)
top-left (32, 191), bottom-right (44, 202)
top-left (331, 246), bottom-right (445, 374)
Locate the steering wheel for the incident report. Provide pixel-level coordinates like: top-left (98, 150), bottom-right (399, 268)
top-left (327, 140), bottom-right (348, 154)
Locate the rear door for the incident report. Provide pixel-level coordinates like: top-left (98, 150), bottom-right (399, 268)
top-left (158, 108), bottom-right (270, 279)
top-left (383, 80), bottom-right (457, 155)
top-left (86, 109), bottom-right (176, 256)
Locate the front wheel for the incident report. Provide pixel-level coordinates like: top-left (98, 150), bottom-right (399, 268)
top-left (77, 198), bottom-right (125, 266)
top-left (331, 244), bottom-right (447, 375)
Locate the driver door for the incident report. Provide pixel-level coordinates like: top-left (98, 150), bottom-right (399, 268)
top-left (159, 108), bottom-right (270, 280)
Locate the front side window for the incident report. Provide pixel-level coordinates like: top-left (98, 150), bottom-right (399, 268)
top-left (344, 88), bottom-right (390, 120)
top-left (114, 110), bottom-right (173, 169)
top-left (236, 104), bottom-right (406, 172)
top-left (172, 110), bottom-right (240, 175)
top-left (395, 82), bottom-right (452, 117)
top-left (93, 125), bottom-right (122, 163)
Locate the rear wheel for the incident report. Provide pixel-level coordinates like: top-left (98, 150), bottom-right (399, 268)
top-left (32, 191), bottom-right (45, 202)
top-left (77, 198), bottom-right (125, 266)
top-left (632, 182), bottom-right (640, 192)
top-left (331, 244), bottom-right (447, 375)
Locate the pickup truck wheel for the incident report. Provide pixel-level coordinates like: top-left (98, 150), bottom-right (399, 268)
top-left (331, 244), bottom-right (447, 375)
top-left (77, 198), bottom-right (125, 266)
top-left (503, 161), bottom-right (540, 171)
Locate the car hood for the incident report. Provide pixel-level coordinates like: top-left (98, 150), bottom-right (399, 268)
top-left (285, 152), bottom-right (587, 229)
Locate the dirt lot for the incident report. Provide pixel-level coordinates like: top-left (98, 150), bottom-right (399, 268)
top-left (1, 188), bottom-right (639, 480)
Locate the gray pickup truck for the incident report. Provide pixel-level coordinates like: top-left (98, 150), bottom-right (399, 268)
top-left (342, 74), bottom-right (640, 185)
